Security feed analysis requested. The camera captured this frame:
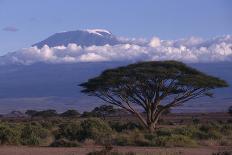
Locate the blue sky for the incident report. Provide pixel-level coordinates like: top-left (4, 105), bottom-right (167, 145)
top-left (0, 0), bottom-right (231, 55)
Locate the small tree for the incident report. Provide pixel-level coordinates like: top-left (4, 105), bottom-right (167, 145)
top-left (61, 110), bottom-right (80, 117)
top-left (92, 105), bottom-right (116, 119)
top-left (80, 61), bottom-right (228, 132)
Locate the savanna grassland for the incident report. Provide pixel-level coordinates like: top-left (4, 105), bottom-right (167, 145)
top-left (0, 108), bottom-right (232, 155)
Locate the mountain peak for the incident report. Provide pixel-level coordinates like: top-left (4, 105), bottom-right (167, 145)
top-left (84, 29), bottom-right (112, 36)
top-left (32, 29), bottom-right (120, 48)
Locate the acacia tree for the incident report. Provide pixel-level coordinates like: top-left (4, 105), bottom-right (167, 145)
top-left (80, 61), bottom-right (228, 132)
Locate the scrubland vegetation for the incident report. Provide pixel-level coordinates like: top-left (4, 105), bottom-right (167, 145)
top-left (0, 107), bottom-right (232, 150)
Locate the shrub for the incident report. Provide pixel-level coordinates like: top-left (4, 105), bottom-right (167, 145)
top-left (156, 128), bottom-right (172, 136)
top-left (25, 110), bottom-right (38, 116)
top-left (56, 121), bottom-right (82, 141)
top-left (50, 138), bottom-right (80, 147)
top-left (109, 121), bottom-right (143, 132)
top-left (173, 126), bottom-right (198, 138)
top-left (60, 110), bottom-right (80, 117)
top-left (195, 130), bottom-right (222, 140)
top-left (114, 130), bottom-right (150, 146)
top-left (80, 118), bottom-right (113, 143)
top-left (154, 135), bottom-right (197, 147)
top-left (196, 124), bottom-right (222, 140)
top-left (0, 124), bottom-right (20, 145)
top-left (20, 124), bottom-right (49, 145)
top-left (32, 109), bottom-right (58, 118)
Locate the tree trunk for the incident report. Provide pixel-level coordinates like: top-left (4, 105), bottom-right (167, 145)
top-left (147, 122), bottom-right (155, 132)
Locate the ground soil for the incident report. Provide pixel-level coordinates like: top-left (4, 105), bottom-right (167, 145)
top-left (0, 146), bottom-right (231, 155)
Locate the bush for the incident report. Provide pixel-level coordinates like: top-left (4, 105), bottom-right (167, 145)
top-left (154, 135), bottom-right (197, 147)
top-left (0, 124), bottom-right (20, 145)
top-left (80, 118), bottom-right (113, 143)
top-left (25, 110), bottom-right (38, 116)
top-left (60, 110), bottom-right (80, 117)
top-left (109, 121), bottom-right (143, 132)
top-left (20, 124), bottom-right (49, 145)
top-left (173, 126), bottom-right (198, 138)
top-left (56, 121), bottom-right (82, 141)
top-left (196, 124), bottom-right (222, 140)
top-left (50, 138), bottom-right (80, 147)
top-left (156, 128), bottom-right (172, 136)
top-left (196, 130), bottom-right (222, 140)
top-left (114, 130), bottom-right (150, 146)
top-left (32, 109), bottom-right (58, 118)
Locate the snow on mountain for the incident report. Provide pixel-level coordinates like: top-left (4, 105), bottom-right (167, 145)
top-left (84, 29), bottom-right (112, 36)
top-left (32, 29), bottom-right (120, 48)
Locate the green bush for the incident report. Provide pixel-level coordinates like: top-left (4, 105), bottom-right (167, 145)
top-left (32, 109), bottom-right (58, 118)
top-left (50, 138), bottom-right (80, 147)
top-left (0, 124), bottom-right (20, 145)
top-left (156, 128), bottom-right (172, 136)
top-left (60, 110), bottom-right (80, 117)
top-left (56, 121), bottom-right (82, 141)
top-left (109, 121), bottom-right (143, 132)
top-left (80, 118), bottom-right (113, 143)
top-left (114, 130), bottom-right (150, 146)
top-left (20, 124), bottom-right (49, 145)
top-left (173, 126), bottom-right (198, 138)
top-left (196, 130), bottom-right (222, 140)
top-left (154, 135), bottom-right (197, 147)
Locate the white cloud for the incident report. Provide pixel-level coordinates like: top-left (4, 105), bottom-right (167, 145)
top-left (149, 37), bottom-right (161, 47)
top-left (1, 35), bottom-right (232, 65)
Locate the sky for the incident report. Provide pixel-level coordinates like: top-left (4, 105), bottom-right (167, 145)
top-left (0, 0), bottom-right (232, 55)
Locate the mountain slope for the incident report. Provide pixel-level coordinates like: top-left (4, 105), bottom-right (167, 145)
top-left (0, 62), bottom-right (231, 113)
top-left (33, 29), bottom-right (121, 48)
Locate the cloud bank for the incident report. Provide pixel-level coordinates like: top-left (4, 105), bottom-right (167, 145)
top-left (1, 35), bottom-right (232, 65)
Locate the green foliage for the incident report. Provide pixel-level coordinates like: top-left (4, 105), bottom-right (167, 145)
top-left (114, 130), bottom-right (150, 146)
top-left (56, 121), bottom-right (82, 141)
top-left (173, 126), bottom-right (198, 138)
top-left (91, 105), bottom-right (116, 117)
top-left (60, 109), bottom-right (80, 117)
top-left (109, 121), bottom-right (143, 132)
top-left (55, 118), bottom-right (113, 144)
top-left (154, 135), bottom-right (197, 147)
top-left (81, 105), bottom-right (118, 118)
top-left (80, 61), bottom-right (228, 132)
top-left (80, 61), bottom-right (228, 93)
top-left (196, 123), bottom-right (222, 140)
top-left (20, 124), bottom-right (49, 145)
top-left (0, 124), bottom-right (20, 145)
top-left (156, 128), bottom-right (172, 136)
top-left (80, 118), bottom-right (113, 143)
top-left (25, 110), bottom-right (38, 116)
top-left (32, 109), bottom-right (58, 118)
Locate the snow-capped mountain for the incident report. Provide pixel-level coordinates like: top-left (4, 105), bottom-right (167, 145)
top-left (33, 29), bottom-right (121, 48)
